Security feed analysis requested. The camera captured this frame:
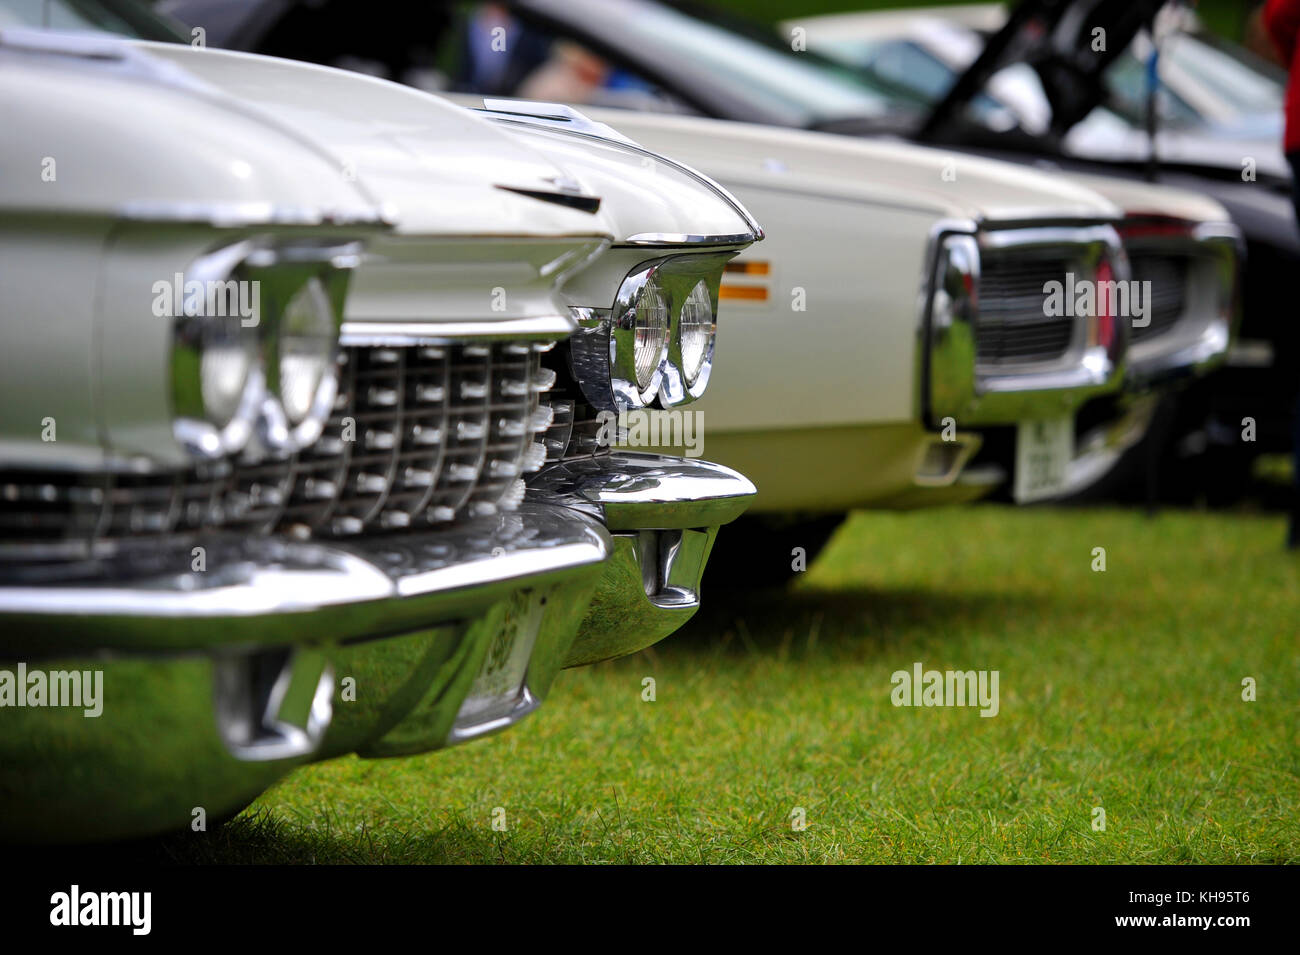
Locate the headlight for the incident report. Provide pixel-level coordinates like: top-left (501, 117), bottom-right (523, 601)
top-left (678, 280), bottom-right (714, 382)
top-left (171, 240), bottom-right (359, 459)
top-left (607, 267), bottom-right (670, 407)
top-left (279, 278), bottom-right (335, 424)
top-left (631, 275), bottom-right (670, 391)
top-left (569, 253), bottom-right (732, 412)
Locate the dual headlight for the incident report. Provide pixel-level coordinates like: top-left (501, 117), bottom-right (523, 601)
top-left (573, 252), bottom-right (730, 411)
top-left (171, 239), bottom-right (362, 460)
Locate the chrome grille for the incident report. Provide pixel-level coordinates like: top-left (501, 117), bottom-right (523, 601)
top-left (0, 341), bottom-right (556, 557)
top-left (537, 394), bottom-right (612, 463)
top-left (977, 253), bottom-right (1077, 366)
top-left (1128, 252), bottom-right (1188, 343)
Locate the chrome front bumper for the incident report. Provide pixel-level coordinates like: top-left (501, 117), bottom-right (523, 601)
top-left (0, 453), bottom-right (753, 842)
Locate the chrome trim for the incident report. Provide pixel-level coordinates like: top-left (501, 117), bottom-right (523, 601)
top-left (0, 528), bottom-right (607, 841)
top-left (340, 315), bottom-right (575, 345)
top-left (1057, 394), bottom-right (1159, 498)
top-left (118, 200), bottom-right (397, 229)
top-left (1122, 221), bottom-right (1241, 385)
top-left (922, 221), bottom-right (1129, 426)
top-left (529, 452), bottom-right (756, 531)
top-left (0, 503), bottom-right (611, 657)
top-left (565, 527), bottom-right (715, 667)
top-left (618, 233), bottom-right (758, 247)
top-left (480, 98), bottom-right (639, 143)
top-left (447, 685), bottom-right (541, 746)
top-left (530, 452), bottom-right (755, 667)
top-left (214, 649), bottom-right (335, 762)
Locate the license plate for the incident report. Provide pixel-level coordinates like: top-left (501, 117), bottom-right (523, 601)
top-left (1014, 416), bottom-right (1073, 503)
top-left (450, 590), bottom-right (546, 739)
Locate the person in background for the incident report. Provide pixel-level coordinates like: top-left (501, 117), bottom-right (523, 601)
top-left (1258, 0), bottom-right (1300, 547)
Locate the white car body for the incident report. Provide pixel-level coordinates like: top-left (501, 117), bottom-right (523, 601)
top-left (549, 106), bottom-right (1239, 512)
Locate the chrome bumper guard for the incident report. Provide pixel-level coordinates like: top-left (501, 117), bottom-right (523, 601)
top-left (528, 452), bottom-right (756, 666)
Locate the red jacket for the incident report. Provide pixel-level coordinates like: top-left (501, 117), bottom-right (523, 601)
top-left (1265, 0), bottom-right (1300, 152)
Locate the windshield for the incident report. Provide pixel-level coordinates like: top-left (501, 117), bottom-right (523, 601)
top-left (0, 0), bottom-right (184, 40)
top-left (631, 2), bottom-right (897, 125)
top-left (798, 11), bottom-right (1285, 143)
top-left (1160, 31), bottom-right (1285, 118)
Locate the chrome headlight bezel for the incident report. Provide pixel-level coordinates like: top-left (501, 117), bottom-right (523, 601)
top-left (170, 238), bottom-right (361, 460)
top-left (658, 267), bottom-right (721, 408)
top-left (568, 252), bottom-right (731, 413)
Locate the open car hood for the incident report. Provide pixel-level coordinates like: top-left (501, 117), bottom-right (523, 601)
top-left (918, 0), bottom-right (1165, 144)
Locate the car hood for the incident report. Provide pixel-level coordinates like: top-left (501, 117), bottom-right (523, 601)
top-left (577, 108), bottom-right (1121, 225)
top-left (0, 29), bottom-right (387, 226)
top-left (1050, 166), bottom-right (1232, 224)
top-left (450, 98), bottom-right (763, 245)
top-left (129, 39), bottom-right (633, 239)
top-left (8, 30), bottom-right (620, 240)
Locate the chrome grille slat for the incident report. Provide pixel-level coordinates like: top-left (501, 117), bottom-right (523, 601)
top-left (0, 340), bottom-right (555, 555)
top-left (1129, 252), bottom-right (1188, 343)
top-left (977, 252), bottom-right (1078, 367)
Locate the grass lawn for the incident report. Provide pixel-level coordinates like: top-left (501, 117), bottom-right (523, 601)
top-left (145, 504), bottom-right (1300, 864)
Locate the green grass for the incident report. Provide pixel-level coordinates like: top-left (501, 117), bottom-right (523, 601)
top-left (142, 505), bottom-right (1298, 864)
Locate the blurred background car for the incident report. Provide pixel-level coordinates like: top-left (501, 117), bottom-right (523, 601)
top-left (788, 3), bottom-right (1288, 175)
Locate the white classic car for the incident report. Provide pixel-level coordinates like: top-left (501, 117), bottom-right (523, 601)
top-left (0, 25), bottom-right (761, 841)
top-left (577, 107), bottom-right (1239, 509)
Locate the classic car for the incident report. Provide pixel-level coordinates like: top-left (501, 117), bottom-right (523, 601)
top-left (167, 0), bottom-right (1241, 578)
top-left (176, 0), bottom-right (1275, 505)
top-left (778, 0), bottom-right (1295, 501)
top-left (788, 3), bottom-right (1289, 175)
top-left (0, 22), bottom-right (760, 841)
